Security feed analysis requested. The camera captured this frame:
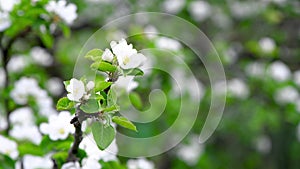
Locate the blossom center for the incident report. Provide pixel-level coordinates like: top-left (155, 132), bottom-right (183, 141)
top-left (123, 56), bottom-right (130, 65)
top-left (59, 128), bottom-right (65, 135)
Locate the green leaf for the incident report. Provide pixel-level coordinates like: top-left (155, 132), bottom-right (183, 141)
top-left (85, 49), bottom-right (103, 61)
top-left (56, 97), bottom-right (75, 110)
top-left (80, 99), bottom-right (100, 113)
top-left (107, 89), bottom-right (117, 107)
top-left (112, 116), bottom-right (137, 132)
top-left (123, 68), bottom-right (144, 76)
top-left (18, 142), bottom-right (44, 156)
top-left (103, 105), bottom-right (120, 112)
top-left (91, 61), bottom-right (117, 72)
top-left (92, 121), bottom-right (115, 150)
top-left (95, 81), bottom-right (113, 92)
top-left (59, 23), bottom-right (71, 38)
top-left (0, 154), bottom-right (15, 169)
top-left (129, 92), bottom-right (143, 110)
top-left (40, 32), bottom-right (54, 48)
top-left (63, 80), bottom-right (70, 89)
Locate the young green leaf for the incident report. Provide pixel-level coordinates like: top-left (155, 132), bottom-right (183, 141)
top-left (56, 97), bottom-right (75, 110)
top-left (95, 81), bottom-right (113, 92)
top-left (112, 116), bottom-right (137, 132)
top-left (91, 121), bottom-right (115, 150)
top-left (123, 68), bottom-right (144, 76)
top-left (129, 92), bottom-right (143, 110)
top-left (63, 80), bottom-right (70, 89)
top-left (80, 99), bottom-right (100, 113)
top-left (85, 49), bottom-right (103, 61)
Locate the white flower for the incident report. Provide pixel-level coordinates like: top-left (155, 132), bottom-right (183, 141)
top-left (110, 39), bottom-right (146, 69)
top-left (155, 37), bottom-right (182, 51)
top-left (102, 48), bottom-right (114, 62)
top-left (230, 1), bottom-right (265, 18)
top-left (30, 47), bottom-right (53, 66)
top-left (188, 1), bottom-right (211, 21)
top-left (267, 61), bottom-right (291, 82)
top-left (66, 78), bottom-right (86, 102)
top-left (10, 125), bottom-right (42, 145)
top-left (47, 77), bottom-right (64, 96)
top-left (127, 158), bottom-right (155, 169)
top-left (80, 134), bottom-right (118, 162)
top-left (40, 111), bottom-right (75, 140)
top-left (254, 135), bottom-right (272, 154)
top-left (0, 12), bottom-right (11, 31)
top-left (259, 37), bottom-right (275, 53)
top-left (10, 77), bottom-right (40, 104)
top-left (245, 62), bottom-right (266, 77)
top-left (293, 70), bottom-right (300, 87)
top-left (227, 78), bottom-right (249, 99)
top-left (0, 0), bottom-right (20, 12)
top-left (61, 161), bottom-right (81, 169)
top-left (45, 0), bottom-right (77, 25)
top-left (163, 0), bottom-right (185, 14)
top-left (86, 81), bottom-right (95, 91)
top-left (0, 67), bottom-right (6, 88)
top-left (0, 135), bottom-right (18, 159)
top-left (82, 157), bottom-right (102, 169)
top-left (7, 55), bottom-right (27, 73)
top-left (15, 154), bottom-right (53, 169)
top-left (274, 86), bottom-right (299, 105)
top-left (9, 107), bottom-right (35, 126)
top-left (114, 76), bottom-right (138, 93)
top-left (176, 135), bottom-right (204, 166)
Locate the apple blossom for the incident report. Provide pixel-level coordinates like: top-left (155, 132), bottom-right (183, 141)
top-left (86, 81), bottom-right (95, 91)
top-left (0, 12), bottom-right (11, 31)
top-left (267, 61), bottom-right (291, 82)
top-left (66, 78), bottom-right (86, 102)
top-left (102, 48), bottom-right (114, 62)
top-left (114, 76), bottom-right (138, 93)
top-left (7, 55), bottom-right (27, 73)
top-left (259, 37), bottom-right (275, 53)
top-left (47, 77), bottom-right (64, 96)
top-left (15, 154), bottom-right (53, 169)
top-left (61, 161), bottom-right (81, 169)
top-left (45, 0), bottom-right (77, 25)
top-left (82, 157), bottom-right (102, 169)
top-left (0, 135), bottom-right (18, 159)
top-left (30, 47), bottom-right (53, 66)
top-left (110, 39), bottom-right (146, 69)
top-left (40, 111), bottom-right (75, 141)
top-left (10, 125), bottom-right (42, 145)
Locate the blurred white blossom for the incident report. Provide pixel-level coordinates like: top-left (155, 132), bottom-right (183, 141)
top-left (0, 135), bottom-right (18, 159)
top-left (188, 1), bottom-right (211, 21)
top-left (144, 25), bottom-right (157, 39)
top-left (227, 78), bottom-right (249, 99)
top-left (267, 61), bottom-right (291, 82)
top-left (47, 77), bottom-right (64, 96)
top-left (0, 114), bottom-right (7, 131)
top-left (259, 37), bottom-right (276, 53)
top-left (15, 154), bottom-right (53, 169)
top-left (7, 55), bottom-right (27, 73)
top-left (0, 67), bottom-right (5, 88)
top-left (110, 39), bottom-right (146, 69)
top-left (245, 62), bottom-right (266, 77)
top-left (274, 86), bottom-right (299, 105)
top-left (127, 158), bottom-right (155, 169)
top-left (61, 161), bottom-right (81, 169)
top-left (10, 125), bottom-right (42, 145)
top-left (176, 135), bottom-right (204, 166)
top-left (254, 135), bottom-right (272, 154)
top-left (30, 47), bottom-right (53, 66)
top-left (9, 107), bottom-right (35, 126)
top-left (0, 12), bottom-right (11, 31)
top-left (40, 111), bottom-right (75, 140)
top-left (155, 37), bottom-right (182, 51)
top-left (114, 76), bottom-right (138, 93)
top-left (82, 157), bottom-right (102, 169)
top-left (163, 0), bottom-right (185, 14)
top-left (293, 70), bottom-right (300, 87)
top-left (45, 0), bottom-right (77, 25)
top-left (86, 81), bottom-right (95, 91)
top-left (80, 134), bottom-right (118, 162)
top-left (0, 0), bottom-right (20, 12)
top-left (230, 1), bottom-right (265, 18)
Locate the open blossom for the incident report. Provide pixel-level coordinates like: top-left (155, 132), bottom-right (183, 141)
top-left (9, 107), bottom-right (35, 126)
top-left (86, 81), bottom-right (95, 91)
top-left (110, 39), bottom-right (146, 69)
top-left (40, 111), bottom-right (75, 140)
top-left (114, 76), bottom-right (138, 93)
top-left (7, 55), bottom-right (27, 73)
top-left (47, 77), bottom-right (64, 96)
top-left (267, 61), bottom-right (291, 82)
top-left (0, 0), bottom-right (20, 12)
top-left (10, 125), bottom-right (42, 145)
top-left (67, 78), bottom-right (86, 102)
top-left (188, 1), bottom-right (211, 21)
top-left (274, 86), bottom-right (299, 105)
top-left (0, 135), bottom-right (18, 159)
top-left (102, 48), bottom-right (114, 62)
top-left (45, 0), bottom-right (77, 25)
top-left (259, 37), bottom-right (275, 53)
top-left (127, 158), bottom-right (155, 169)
